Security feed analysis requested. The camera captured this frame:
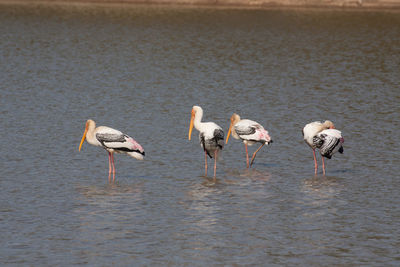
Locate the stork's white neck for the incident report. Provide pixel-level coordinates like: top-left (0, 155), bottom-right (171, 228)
top-left (86, 119), bottom-right (97, 145)
top-left (193, 106), bottom-right (204, 131)
top-left (230, 113), bottom-right (241, 139)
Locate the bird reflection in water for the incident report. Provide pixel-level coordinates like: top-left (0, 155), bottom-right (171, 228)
top-left (224, 168), bottom-right (272, 183)
top-left (300, 175), bottom-right (345, 208)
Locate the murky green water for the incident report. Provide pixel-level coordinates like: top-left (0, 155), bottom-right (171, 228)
top-left (0, 3), bottom-right (399, 266)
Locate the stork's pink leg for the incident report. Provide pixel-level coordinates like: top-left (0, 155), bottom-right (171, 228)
top-left (245, 143), bottom-right (249, 168)
top-left (313, 149), bottom-right (318, 175)
top-left (108, 152), bottom-right (112, 183)
top-left (250, 143), bottom-right (265, 167)
top-left (111, 153), bottom-right (116, 182)
top-left (321, 156), bottom-right (326, 176)
top-left (204, 150), bottom-right (208, 176)
top-left (213, 150), bottom-right (217, 180)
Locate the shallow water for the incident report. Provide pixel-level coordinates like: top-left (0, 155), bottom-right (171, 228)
top-left (0, 3), bottom-right (399, 266)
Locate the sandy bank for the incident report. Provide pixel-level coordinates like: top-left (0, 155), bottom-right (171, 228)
top-left (1, 0), bottom-right (400, 9)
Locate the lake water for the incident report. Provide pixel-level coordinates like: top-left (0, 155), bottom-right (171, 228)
top-left (0, 3), bottom-right (399, 266)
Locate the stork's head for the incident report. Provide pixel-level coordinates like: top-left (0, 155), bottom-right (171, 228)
top-left (323, 120), bottom-right (335, 129)
top-left (79, 119), bottom-right (95, 151)
top-left (188, 106), bottom-right (200, 140)
top-left (226, 113), bottom-right (241, 144)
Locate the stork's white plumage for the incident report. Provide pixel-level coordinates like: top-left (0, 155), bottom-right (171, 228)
top-left (303, 120), bottom-right (343, 175)
top-left (188, 106), bottom-right (224, 179)
top-left (226, 113), bottom-right (272, 168)
top-left (79, 119), bottom-right (145, 182)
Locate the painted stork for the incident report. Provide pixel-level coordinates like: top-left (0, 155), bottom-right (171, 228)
top-left (188, 106), bottom-right (224, 179)
top-left (226, 113), bottom-right (272, 168)
top-left (303, 120), bottom-right (344, 175)
top-left (78, 119), bottom-right (145, 182)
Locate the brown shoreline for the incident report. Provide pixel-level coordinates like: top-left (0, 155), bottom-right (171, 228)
top-left (1, 0), bottom-right (400, 10)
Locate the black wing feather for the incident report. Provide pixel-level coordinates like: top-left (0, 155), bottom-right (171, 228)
top-left (313, 134), bottom-right (342, 159)
top-left (200, 129), bottom-right (224, 159)
top-left (313, 134), bottom-right (325, 149)
top-left (96, 133), bottom-right (125, 143)
top-left (213, 129), bottom-right (224, 150)
top-left (235, 126), bottom-right (256, 136)
top-left (96, 133), bottom-right (132, 152)
top-left (200, 132), bottom-right (211, 157)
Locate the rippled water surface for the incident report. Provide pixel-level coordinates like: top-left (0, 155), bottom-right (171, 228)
top-left (1, 3), bottom-right (399, 266)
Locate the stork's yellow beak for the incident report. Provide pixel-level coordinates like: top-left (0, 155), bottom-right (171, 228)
top-left (226, 122), bottom-right (233, 144)
top-left (188, 109), bottom-right (195, 140)
top-left (79, 122), bottom-right (88, 151)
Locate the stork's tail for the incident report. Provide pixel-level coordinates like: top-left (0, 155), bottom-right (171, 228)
top-left (128, 150), bottom-right (145, 160)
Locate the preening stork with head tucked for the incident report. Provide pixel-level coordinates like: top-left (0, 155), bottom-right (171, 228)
top-left (188, 106), bottom-right (224, 179)
top-left (303, 120), bottom-right (344, 175)
top-left (79, 119), bottom-right (145, 182)
top-left (226, 113), bottom-right (272, 168)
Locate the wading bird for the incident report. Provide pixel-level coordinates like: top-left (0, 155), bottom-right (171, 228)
top-left (303, 120), bottom-right (344, 175)
top-left (79, 119), bottom-right (145, 182)
top-left (226, 113), bottom-right (272, 168)
top-left (188, 106), bottom-right (224, 179)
